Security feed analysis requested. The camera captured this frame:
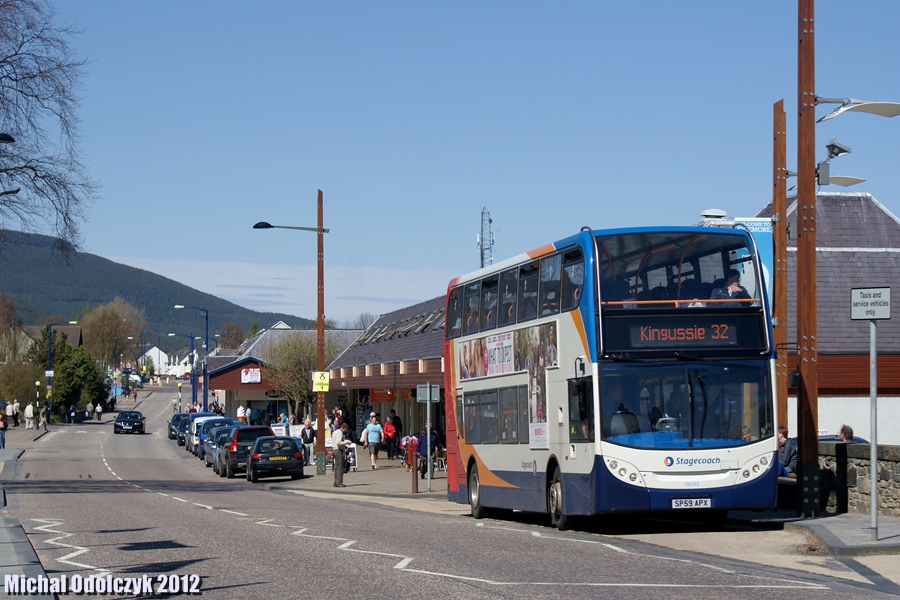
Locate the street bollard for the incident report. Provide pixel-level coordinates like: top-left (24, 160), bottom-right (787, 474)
top-left (407, 437), bottom-right (418, 494)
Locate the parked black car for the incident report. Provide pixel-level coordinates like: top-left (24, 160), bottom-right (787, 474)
top-left (219, 426), bottom-right (274, 478)
top-left (246, 436), bottom-right (304, 482)
top-left (168, 413), bottom-right (188, 440)
top-left (113, 410), bottom-right (146, 434)
top-left (177, 419), bottom-right (190, 446)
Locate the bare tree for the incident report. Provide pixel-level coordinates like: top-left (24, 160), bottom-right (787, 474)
top-left (348, 311), bottom-right (378, 330)
top-left (0, 0), bottom-right (98, 251)
top-left (262, 332), bottom-right (339, 421)
top-left (219, 321), bottom-right (244, 349)
top-left (0, 293), bottom-right (22, 362)
top-left (80, 297), bottom-right (147, 370)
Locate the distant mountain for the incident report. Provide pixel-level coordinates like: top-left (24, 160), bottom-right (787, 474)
top-left (0, 230), bottom-right (311, 348)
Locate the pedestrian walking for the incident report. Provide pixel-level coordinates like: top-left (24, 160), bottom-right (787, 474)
top-left (24, 402), bottom-right (35, 430)
top-left (332, 422), bottom-right (350, 487)
top-left (172, 397), bottom-right (178, 412)
top-left (11, 399), bottom-right (20, 427)
top-left (96, 403), bottom-right (103, 422)
top-left (300, 419), bottom-right (315, 466)
top-left (362, 414), bottom-right (384, 470)
top-left (68, 405), bottom-right (75, 424)
top-left (39, 406), bottom-right (49, 431)
top-left (132, 389), bottom-right (137, 401)
top-left (85, 402), bottom-right (93, 421)
top-left (0, 413), bottom-right (7, 449)
top-left (58, 404), bottom-right (66, 424)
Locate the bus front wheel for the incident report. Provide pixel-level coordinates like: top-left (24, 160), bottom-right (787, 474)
top-left (548, 467), bottom-right (571, 531)
top-left (469, 466), bottom-right (487, 519)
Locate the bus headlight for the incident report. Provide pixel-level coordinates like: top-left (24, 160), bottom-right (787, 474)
top-left (619, 468), bottom-right (627, 477)
top-left (629, 473), bottom-right (638, 482)
top-left (743, 470), bottom-right (750, 478)
top-left (760, 456), bottom-right (768, 466)
top-left (752, 464), bottom-right (760, 473)
top-left (609, 461), bottom-right (618, 470)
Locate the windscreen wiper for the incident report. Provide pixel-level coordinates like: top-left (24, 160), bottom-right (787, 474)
top-left (673, 351), bottom-right (704, 361)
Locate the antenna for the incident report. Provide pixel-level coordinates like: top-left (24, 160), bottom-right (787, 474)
top-left (478, 207), bottom-right (495, 268)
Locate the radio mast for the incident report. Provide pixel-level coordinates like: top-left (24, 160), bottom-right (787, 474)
top-left (477, 207), bottom-right (495, 268)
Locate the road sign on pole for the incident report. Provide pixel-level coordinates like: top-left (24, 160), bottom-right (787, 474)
top-left (416, 384), bottom-right (440, 403)
top-left (851, 286), bottom-right (890, 541)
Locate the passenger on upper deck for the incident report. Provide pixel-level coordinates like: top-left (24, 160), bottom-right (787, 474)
top-left (710, 268), bottom-right (751, 306)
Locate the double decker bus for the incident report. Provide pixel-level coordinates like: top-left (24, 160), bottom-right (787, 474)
top-left (443, 226), bottom-right (777, 529)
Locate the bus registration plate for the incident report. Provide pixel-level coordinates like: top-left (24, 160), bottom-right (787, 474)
top-left (672, 498), bottom-right (711, 509)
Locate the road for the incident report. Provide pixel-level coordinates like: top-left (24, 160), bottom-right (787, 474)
top-left (2, 383), bottom-right (898, 599)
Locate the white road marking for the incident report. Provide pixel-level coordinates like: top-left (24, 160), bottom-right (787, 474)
top-left (31, 519), bottom-right (110, 575)
top-left (220, 509), bottom-right (247, 516)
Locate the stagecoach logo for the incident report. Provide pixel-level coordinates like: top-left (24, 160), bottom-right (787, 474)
top-left (664, 456), bottom-right (722, 468)
top-left (521, 460), bottom-right (538, 474)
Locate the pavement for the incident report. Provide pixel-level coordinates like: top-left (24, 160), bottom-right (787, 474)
top-left (2, 397), bottom-right (900, 594)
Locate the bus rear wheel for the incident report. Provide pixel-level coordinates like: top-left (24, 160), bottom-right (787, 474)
top-left (548, 467), bottom-right (571, 531)
top-left (469, 466), bottom-right (487, 519)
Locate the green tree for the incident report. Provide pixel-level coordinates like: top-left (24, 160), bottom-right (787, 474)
top-left (262, 333), bottom-right (339, 421)
top-left (26, 329), bottom-right (107, 410)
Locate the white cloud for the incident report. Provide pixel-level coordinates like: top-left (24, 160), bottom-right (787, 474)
top-left (107, 256), bottom-right (454, 325)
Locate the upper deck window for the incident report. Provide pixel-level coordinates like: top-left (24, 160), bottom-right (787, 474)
top-left (480, 276), bottom-right (499, 332)
top-left (517, 262), bottom-right (539, 322)
top-left (463, 282), bottom-right (481, 334)
top-left (498, 268), bottom-right (518, 327)
top-left (595, 231), bottom-right (761, 311)
top-left (539, 253), bottom-right (562, 317)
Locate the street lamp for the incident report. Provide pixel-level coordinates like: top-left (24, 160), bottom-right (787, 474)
top-left (253, 189), bottom-right (329, 475)
top-left (46, 320), bottom-right (77, 416)
top-left (175, 305), bottom-right (209, 411)
top-left (112, 336), bottom-right (133, 376)
top-left (169, 332), bottom-right (197, 408)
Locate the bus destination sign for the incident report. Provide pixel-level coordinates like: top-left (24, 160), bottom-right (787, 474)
top-left (632, 320), bottom-right (737, 347)
top-left (603, 314), bottom-right (764, 353)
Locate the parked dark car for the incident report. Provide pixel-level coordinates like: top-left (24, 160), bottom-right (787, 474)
top-left (177, 420), bottom-right (190, 446)
top-left (204, 425), bottom-right (235, 468)
top-left (168, 413), bottom-right (188, 440)
top-left (246, 436), bottom-right (304, 483)
top-left (211, 427), bottom-right (237, 475)
top-left (113, 410), bottom-right (146, 434)
top-left (219, 426), bottom-right (275, 478)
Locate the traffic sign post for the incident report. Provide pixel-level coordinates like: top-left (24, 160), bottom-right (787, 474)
top-left (851, 287), bottom-right (890, 541)
top-left (416, 384), bottom-right (441, 492)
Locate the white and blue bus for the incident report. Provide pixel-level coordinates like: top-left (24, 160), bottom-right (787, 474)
top-left (444, 226), bottom-right (777, 529)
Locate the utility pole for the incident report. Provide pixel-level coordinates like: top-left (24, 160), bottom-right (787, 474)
top-left (796, 0), bottom-right (820, 517)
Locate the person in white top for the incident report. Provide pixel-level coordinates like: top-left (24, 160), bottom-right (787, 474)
top-left (24, 402), bottom-right (35, 429)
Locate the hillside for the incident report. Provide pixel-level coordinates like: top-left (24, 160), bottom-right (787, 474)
top-left (0, 230), bottom-right (311, 348)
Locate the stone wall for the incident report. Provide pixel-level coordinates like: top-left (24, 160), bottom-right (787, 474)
top-left (818, 441), bottom-right (900, 517)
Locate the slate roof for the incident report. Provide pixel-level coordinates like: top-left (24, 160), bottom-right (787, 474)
top-left (755, 191), bottom-right (900, 354)
top-left (21, 325), bottom-right (83, 347)
top-left (327, 295), bottom-right (446, 370)
top-left (208, 327), bottom-right (363, 376)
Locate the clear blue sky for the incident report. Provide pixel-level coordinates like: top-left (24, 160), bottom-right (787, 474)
top-left (51, 1), bottom-right (900, 324)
